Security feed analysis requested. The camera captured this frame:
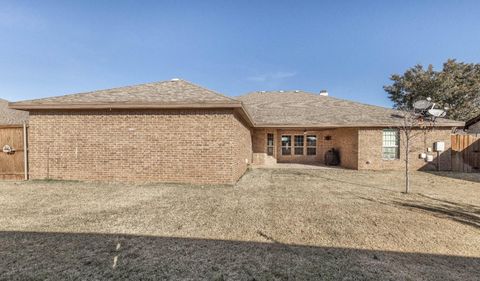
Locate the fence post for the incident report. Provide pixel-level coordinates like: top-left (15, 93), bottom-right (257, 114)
top-left (23, 122), bottom-right (28, 180)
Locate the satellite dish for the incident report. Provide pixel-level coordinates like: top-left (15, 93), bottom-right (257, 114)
top-left (413, 98), bottom-right (448, 121)
top-left (428, 109), bottom-right (447, 118)
top-left (413, 100), bottom-right (433, 110)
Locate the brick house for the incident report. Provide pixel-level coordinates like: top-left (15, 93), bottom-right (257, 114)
top-left (9, 79), bottom-right (464, 184)
top-left (0, 99), bottom-right (28, 126)
top-left (464, 114), bottom-right (480, 135)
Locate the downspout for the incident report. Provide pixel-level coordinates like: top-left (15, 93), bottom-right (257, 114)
top-left (23, 121), bottom-right (28, 180)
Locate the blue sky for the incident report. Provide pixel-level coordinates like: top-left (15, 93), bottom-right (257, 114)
top-left (1, 0), bottom-right (479, 107)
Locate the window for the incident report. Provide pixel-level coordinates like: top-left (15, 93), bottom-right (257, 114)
top-left (307, 135), bottom-right (317, 155)
top-left (294, 135), bottom-right (304, 155)
top-left (267, 133), bottom-right (274, 156)
top-left (382, 129), bottom-right (399, 160)
top-left (281, 135), bottom-right (291, 155)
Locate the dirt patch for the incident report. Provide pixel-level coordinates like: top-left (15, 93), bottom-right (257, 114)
top-left (0, 169), bottom-right (479, 280)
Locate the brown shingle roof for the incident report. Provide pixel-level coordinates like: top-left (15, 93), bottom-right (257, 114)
top-left (465, 114), bottom-right (480, 129)
top-left (0, 99), bottom-right (28, 125)
top-left (237, 91), bottom-right (464, 127)
top-left (9, 79), bottom-right (241, 110)
top-left (8, 80), bottom-right (464, 128)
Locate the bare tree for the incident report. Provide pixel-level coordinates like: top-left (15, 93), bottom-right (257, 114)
top-left (396, 108), bottom-right (436, 194)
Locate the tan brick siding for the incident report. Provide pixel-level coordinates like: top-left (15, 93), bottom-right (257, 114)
top-left (358, 128), bottom-right (452, 171)
top-left (28, 109), bottom-right (251, 184)
top-left (251, 127), bottom-right (453, 171)
top-left (329, 128), bottom-right (358, 169)
top-left (231, 113), bottom-right (253, 181)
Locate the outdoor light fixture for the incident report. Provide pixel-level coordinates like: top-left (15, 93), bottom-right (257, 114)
top-left (2, 145), bottom-right (14, 154)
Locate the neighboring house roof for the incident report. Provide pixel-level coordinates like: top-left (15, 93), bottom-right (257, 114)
top-left (9, 79), bottom-right (242, 110)
top-left (465, 114), bottom-right (480, 129)
top-left (0, 99), bottom-right (28, 125)
top-left (237, 91), bottom-right (464, 128)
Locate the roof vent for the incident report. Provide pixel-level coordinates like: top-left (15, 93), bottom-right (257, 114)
top-left (171, 78), bottom-right (181, 82)
top-left (319, 90), bottom-right (328, 96)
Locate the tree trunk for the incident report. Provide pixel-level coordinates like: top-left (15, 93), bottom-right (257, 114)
top-left (405, 137), bottom-right (410, 194)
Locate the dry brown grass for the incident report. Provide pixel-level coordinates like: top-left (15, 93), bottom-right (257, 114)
top-left (0, 169), bottom-right (479, 280)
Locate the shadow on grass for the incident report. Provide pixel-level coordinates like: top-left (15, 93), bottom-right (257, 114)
top-left (357, 194), bottom-right (480, 230)
top-left (394, 196), bottom-right (480, 229)
top-left (421, 171), bottom-right (480, 184)
top-left (0, 231), bottom-right (479, 281)
top-left (416, 194), bottom-right (480, 214)
top-left (396, 202), bottom-right (480, 229)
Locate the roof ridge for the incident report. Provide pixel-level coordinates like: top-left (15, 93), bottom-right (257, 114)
top-left (10, 79), bottom-right (240, 105)
top-left (13, 80), bottom-right (176, 104)
top-left (313, 94), bottom-right (396, 111)
top-left (177, 79), bottom-right (239, 102)
top-left (240, 90), bottom-right (398, 112)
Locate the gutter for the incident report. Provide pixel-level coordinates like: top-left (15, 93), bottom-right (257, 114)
top-left (8, 101), bottom-right (257, 130)
top-left (254, 122), bottom-right (465, 128)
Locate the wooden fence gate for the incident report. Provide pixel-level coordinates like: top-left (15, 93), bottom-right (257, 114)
top-left (0, 125), bottom-right (26, 180)
top-left (451, 134), bottom-right (480, 173)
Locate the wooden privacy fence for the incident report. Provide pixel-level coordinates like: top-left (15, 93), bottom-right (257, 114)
top-left (0, 125), bottom-right (26, 180)
top-left (451, 134), bottom-right (480, 173)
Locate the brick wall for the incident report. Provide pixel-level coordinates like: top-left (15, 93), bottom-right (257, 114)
top-left (358, 128), bottom-right (452, 171)
top-left (28, 109), bottom-right (251, 184)
top-left (250, 127), bottom-right (453, 171)
top-left (329, 128), bottom-right (358, 169)
top-left (231, 112), bottom-right (253, 181)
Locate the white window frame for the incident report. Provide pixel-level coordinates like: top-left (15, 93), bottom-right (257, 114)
top-left (382, 129), bottom-right (400, 160)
